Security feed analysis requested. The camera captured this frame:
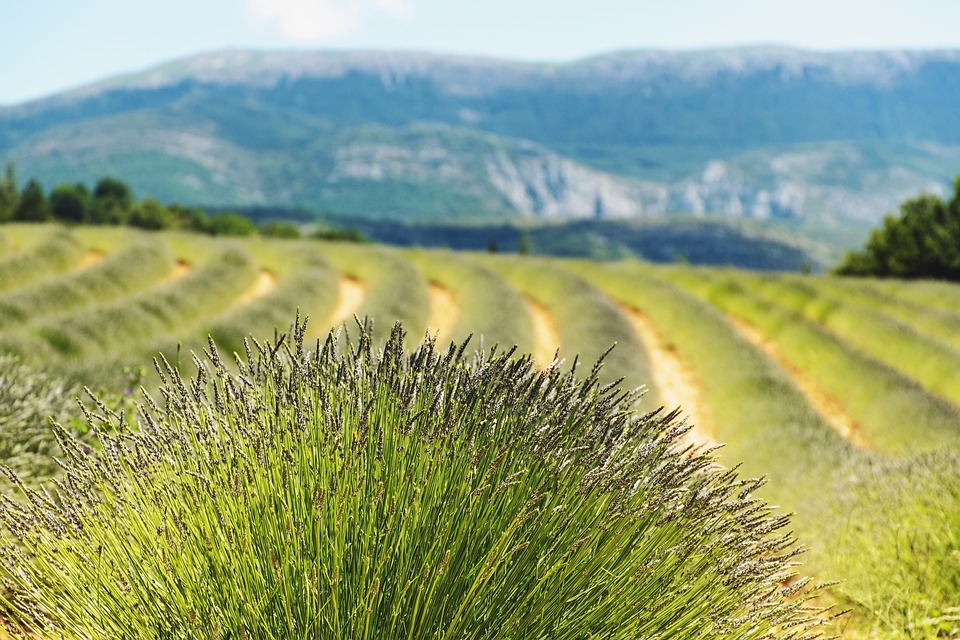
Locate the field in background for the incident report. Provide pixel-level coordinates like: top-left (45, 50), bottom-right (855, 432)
top-left (1, 223), bottom-right (959, 638)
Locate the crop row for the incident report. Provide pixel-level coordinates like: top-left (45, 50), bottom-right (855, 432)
top-left (3, 224), bottom-right (960, 636)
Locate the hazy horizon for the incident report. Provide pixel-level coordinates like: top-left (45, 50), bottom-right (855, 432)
top-left (4, 0), bottom-right (960, 106)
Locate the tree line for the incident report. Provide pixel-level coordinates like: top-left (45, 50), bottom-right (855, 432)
top-left (836, 177), bottom-right (960, 280)
top-left (0, 164), bottom-right (361, 241)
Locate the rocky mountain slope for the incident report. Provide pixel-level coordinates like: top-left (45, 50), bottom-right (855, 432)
top-left (3, 47), bottom-right (960, 236)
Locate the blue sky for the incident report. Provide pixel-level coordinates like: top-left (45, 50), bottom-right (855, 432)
top-left (2, 0), bottom-right (960, 105)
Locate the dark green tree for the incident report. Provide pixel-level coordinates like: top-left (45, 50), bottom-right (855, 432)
top-left (128, 198), bottom-right (173, 230)
top-left (169, 204), bottom-right (210, 233)
top-left (90, 177), bottom-right (133, 225)
top-left (49, 183), bottom-right (91, 223)
top-left (13, 179), bottom-right (51, 222)
top-left (835, 178), bottom-right (960, 280)
top-left (259, 221), bottom-right (301, 239)
top-left (0, 163), bottom-right (18, 222)
top-left (208, 212), bottom-right (257, 237)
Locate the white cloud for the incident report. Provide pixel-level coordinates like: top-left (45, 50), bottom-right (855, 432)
top-left (246, 0), bottom-right (413, 42)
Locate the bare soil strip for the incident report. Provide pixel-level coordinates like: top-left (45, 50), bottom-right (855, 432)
top-left (426, 282), bottom-right (460, 346)
top-left (524, 296), bottom-right (562, 369)
top-left (236, 270), bottom-right (277, 305)
top-left (326, 276), bottom-right (366, 328)
top-left (77, 249), bottom-right (105, 269)
top-left (623, 305), bottom-right (718, 450)
top-left (157, 259), bottom-right (191, 285)
top-left (728, 315), bottom-right (868, 448)
top-left (170, 260), bottom-right (190, 280)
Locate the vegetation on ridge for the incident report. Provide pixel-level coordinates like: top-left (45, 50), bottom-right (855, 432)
top-left (836, 176), bottom-right (960, 280)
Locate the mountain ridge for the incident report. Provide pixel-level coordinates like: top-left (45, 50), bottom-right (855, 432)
top-left (13, 45), bottom-right (960, 105)
top-left (3, 45), bottom-right (960, 250)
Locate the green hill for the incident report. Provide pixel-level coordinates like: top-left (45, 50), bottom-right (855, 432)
top-left (3, 47), bottom-right (960, 250)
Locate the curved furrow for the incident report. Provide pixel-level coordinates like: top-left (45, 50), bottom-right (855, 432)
top-left (405, 249), bottom-right (533, 354)
top-left (425, 283), bottom-right (459, 347)
top-left (0, 228), bottom-right (85, 293)
top-left (796, 274), bottom-right (960, 353)
top-left (319, 243), bottom-right (429, 347)
top-left (323, 277), bottom-right (366, 333)
top-left (479, 255), bottom-right (659, 406)
top-left (0, 240), bottom-right (174, 330)
top-left (205, 261), bottom-right (339, 352)
top-left (743, 272), bottom-right (960, 409)
top-left (620, 304), bottom-right (717, 450)
top-left (523, 295), bottom-right (562, 369)
top-left (666, 266), bottom-right (960, 455)
top-left (32, 245), bottom-right (258, 358)
top-left (569, 261), bottom-right (853, 482)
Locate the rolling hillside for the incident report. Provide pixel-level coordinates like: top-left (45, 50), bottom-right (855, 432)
top-left (3, 47), bottom-right (960, 244)
top-left (1, 223), bottom-right (959, 637)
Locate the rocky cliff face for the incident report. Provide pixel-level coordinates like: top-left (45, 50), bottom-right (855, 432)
top-left (4, 46), bottom-right (960, 229)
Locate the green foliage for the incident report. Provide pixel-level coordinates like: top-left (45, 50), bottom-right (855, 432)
top-left (819, 453), bottom-right (960, 639)
top-left (49, 183), bottom-right (90, 223)
top-left (258, 220), bottom-right (300, 239)
top-left (128, 198), bottom-right (174, 230)
top-left (836, 178), bottom-right (960, 279)
top-left (12, 179), bottom-right (50, 223)
top-left (168, 203), bottom-right (211, 233)
top-left (310, 226), bottom-right (365, 243)
top-left (518, 229), bottom-right (532, 255)
top-left (90, 176), bottom-right (134, 225)
top-left (0, 164), bottom-right (19, 223)
top-left (208, 212), bottom-right (257, 236)
top-left (0, 321), bottom-right (826, 639)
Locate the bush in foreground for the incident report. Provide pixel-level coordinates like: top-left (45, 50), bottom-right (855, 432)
top-left (1, 320), bottom-right (828, 638)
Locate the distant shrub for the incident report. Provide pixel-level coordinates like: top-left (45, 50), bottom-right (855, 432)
top-left (90, 177), bottom-right (133, 225)
top-left (12, 179), bottom-right (50, 223)
top-left (208, 211), bottom-right (257, 236)
top-left (259, 220), bottom-right (301, 239)
top-left (0, 320), bottom-right (828, 639)
top-left (128, 198), bottom-right (174, 230)
top-left (835, 177), bottom-right (960, 279)
top-left (311, 226), bottom-right (366, 243)
top-left (48, 183), bottom-right (90, 224)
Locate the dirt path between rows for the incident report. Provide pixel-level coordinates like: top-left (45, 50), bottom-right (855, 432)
top-left (426, 283), bottom-right (459, 346)
top-left (326, 276), bottom-right (366, 329)
top-left (524, 296), bottom-right (562, 369)
top-left (77, 249), bottom-right (105, 269)
top-left (157, 259), bottom-right (191, 285)
top-left (170, 260), bottom-right (190, 280)
top-left (622, 305), bottom-right (718, 450)
top-left (727, 315), bottom-right (868, 448)
top-left (236, 270), bottom-right (277, 305)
